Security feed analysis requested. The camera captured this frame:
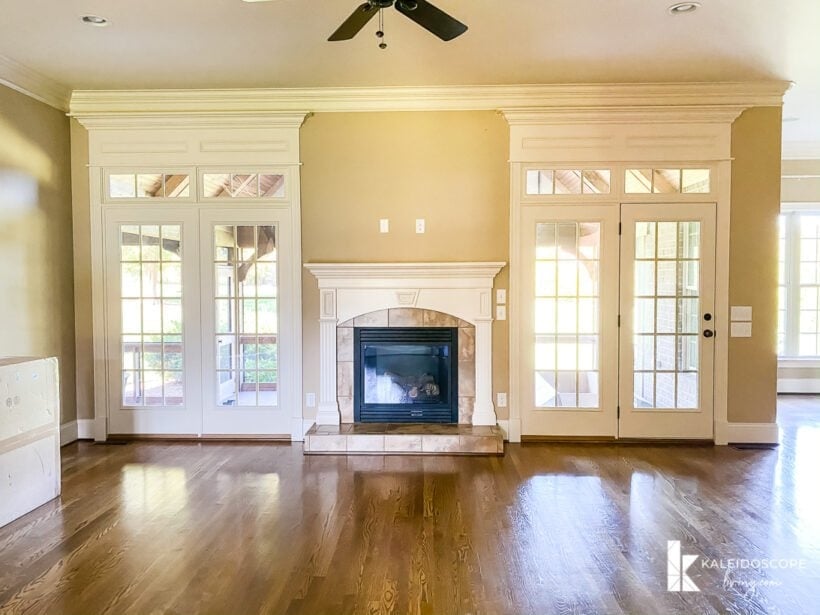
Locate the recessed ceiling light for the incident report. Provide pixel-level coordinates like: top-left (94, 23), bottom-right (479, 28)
top-left (668, 2), bottom-right (701, 14)
top-left (81, 15), bottom-right (110, 27)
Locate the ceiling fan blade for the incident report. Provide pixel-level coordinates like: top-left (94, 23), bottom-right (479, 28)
top-left (394, 0), bottom-right (467, 41)
top-left (328, 3), bottom-right (380, 41)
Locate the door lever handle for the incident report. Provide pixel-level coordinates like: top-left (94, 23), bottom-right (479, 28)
top-left (703, 329), bottom-right (715, 338)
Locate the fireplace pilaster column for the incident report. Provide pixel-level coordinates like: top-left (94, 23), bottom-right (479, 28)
top-left (316, 289), bottom-right (341, 425)
top-left (472, 317), bottom-right (497, 426)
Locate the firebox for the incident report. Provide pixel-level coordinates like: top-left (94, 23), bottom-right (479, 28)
top-left (354, 327), bottom-right (458, 423)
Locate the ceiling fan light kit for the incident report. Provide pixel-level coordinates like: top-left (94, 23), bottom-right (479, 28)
top-left (328, 0), bottom-right (467, 47)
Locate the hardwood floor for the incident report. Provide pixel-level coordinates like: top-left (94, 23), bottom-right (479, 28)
top-left (1, 398), bottom-right (819, 615)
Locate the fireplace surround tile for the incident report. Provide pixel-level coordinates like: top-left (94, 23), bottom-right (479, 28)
top-left (458, 361), bottom-right (476, 397)
top-left (423, 310), bottom-right (460, 327)
top-left (458, 328), bottom-right (476, 361)
top-left (338, 396), bottom-right (354, 423)
top-left (354, 310), bottom-right (389, 327)
top-left (459, 397), bottom-right (475, 423)
top-left (337, 361), bottom-right (353, 398)
top-left (388, 308), bottom-right (425, 327)
top-left (337, 327), bottom-right (354, 362)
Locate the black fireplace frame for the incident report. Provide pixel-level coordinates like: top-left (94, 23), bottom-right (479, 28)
top-left (353, 327), bottom-right (458, 423)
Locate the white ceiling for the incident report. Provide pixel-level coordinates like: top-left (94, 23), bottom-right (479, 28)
top-left (1, 0), bottom-right (819, 145)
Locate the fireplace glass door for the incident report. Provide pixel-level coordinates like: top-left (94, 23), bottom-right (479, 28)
top-left (354, 328), bottom-right (458, 423)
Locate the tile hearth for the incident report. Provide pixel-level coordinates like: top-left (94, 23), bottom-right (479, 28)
top-left (304, 423), bottom-right (504, 456)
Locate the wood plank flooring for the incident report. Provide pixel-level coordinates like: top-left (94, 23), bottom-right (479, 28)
top-left (1, 397), bottom-right (819, 614)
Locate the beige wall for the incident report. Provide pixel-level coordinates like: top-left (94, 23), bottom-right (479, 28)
top-left (0, 84), bottom-right (76, 424)
top-left (70, 119), bottom-right (95, 421)
top-left (728, 106), bottom-right (782, 423)
top-left (300, 111), bottom-right (510, 419)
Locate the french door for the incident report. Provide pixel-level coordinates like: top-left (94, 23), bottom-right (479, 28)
top-left (521, 202), bottom-right (716, 439)
top-left (104, 207), bottom-right (293, 436)
top-left (618, 204), bottom-right (715, 439)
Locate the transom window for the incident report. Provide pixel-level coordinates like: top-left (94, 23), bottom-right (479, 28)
top-left (625, 168), bottom-right (710, 194)
top-left (526, 169), bottom-right (611, 195)
top-left (110, 173), bottom-right (191, 199)
top-left (202, 173), bottom-right (285, 199)
top-left (779, 211), bottom-right (820, 357)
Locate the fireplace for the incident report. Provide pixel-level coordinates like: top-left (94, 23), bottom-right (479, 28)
top-left (354, 327), bottom-right (458, 423)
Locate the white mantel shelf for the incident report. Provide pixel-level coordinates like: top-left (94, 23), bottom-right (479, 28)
top-left (305, 262), bottom-right (506, 284)
top-left (306, 261), bottom-right (506, 428)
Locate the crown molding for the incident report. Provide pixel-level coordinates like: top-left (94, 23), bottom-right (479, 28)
top-left (74, 112), bottom-right (310, 131)
top-left (68, 81), bottom-right (791, 117)
top-left (0, 55), bottom-right (71, 111)
top-left (782, 141), bottom-right (820, 160)
top-left (501, 105), bottom-right (748, 125)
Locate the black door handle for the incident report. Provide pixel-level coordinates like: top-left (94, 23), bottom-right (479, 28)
top-left (703, 329), bottom-right (715, 338)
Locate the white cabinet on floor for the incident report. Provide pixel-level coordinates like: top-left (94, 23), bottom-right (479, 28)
top-left (0, 357), bottom-right (61, 528)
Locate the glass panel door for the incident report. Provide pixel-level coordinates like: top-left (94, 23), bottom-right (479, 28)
top-left (105, 209), bottom-right (202, 435)
top-left (200, 209), bottom-right (293, 436)
top-left (213, 225), bottom-right (278, 407)
top-left (619, 203), bottom-right (716, 439)
top-left (521, 205), bottom-right (619, 437)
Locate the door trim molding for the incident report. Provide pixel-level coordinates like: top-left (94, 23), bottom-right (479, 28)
top-left (83, 117), bottom-right (304, 440)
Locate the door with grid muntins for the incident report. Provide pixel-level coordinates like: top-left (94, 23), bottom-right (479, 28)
top-left (618, 203), bottom-right (716, 439)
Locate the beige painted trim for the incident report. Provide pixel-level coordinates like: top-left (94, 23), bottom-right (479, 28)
top-left (68, 82), bottom-right (790, 117)
top-left (0, 54), bottom-right (71, 111)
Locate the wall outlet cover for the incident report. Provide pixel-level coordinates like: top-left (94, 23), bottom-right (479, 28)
top-left (305, 393), bottom-right (316, 408)
top-left (496, 305), bottom-right (507, 320)
top-left (379, 219), bottom-right (389, 233)
top-left (496, 289), bottom-right (507, 305)
top-left (415, 219), bottom-right (425, 233)
top-left (497, 392), bottom-right (508, 408)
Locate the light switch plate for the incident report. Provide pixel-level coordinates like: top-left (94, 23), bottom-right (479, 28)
top-left (497, 392), bottom-right (508, 408)
top-left (496, 305), bottom-right (507, 320)
top-left (379, 219), bottom-right (389, 233)
top-left (730, 305), bottom-right (752, 321)
top-left (305, 393), bottom-right (316, 408)
top-left (730, 322), bottom-right (752, 337)
top-left (415, 219), bottom-right (425, 233)
top-left (496, 289), bottom-right (507, 305)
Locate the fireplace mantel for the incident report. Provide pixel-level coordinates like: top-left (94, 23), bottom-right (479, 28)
top-left (305, 262), bottom-right (505, 427)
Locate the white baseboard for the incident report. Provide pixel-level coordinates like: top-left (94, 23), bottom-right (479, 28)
top-left (716, 421), bottom-right (779, 445)
top-left (496, 420), bottom-right (509, 441)
top-left (77, 419), bottom-right (95, 440)
top-left (60, 419), bottom-right (96, 446)
top-left (290, 418), bottom-right (315, 442)
top-left (777, 378), bottom-right (820, 394)
top-left (59, 421), bottom-right (78, 446)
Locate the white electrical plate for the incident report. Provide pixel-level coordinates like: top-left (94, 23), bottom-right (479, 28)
top-left (730, 305), bottom-right (752, 321)
top-left (730, 322), bottom-right (752, 337)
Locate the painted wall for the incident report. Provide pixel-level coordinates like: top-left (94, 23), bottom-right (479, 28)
top-left (300, 111), bottom-right (510, 420)
top-left (70, 119), bottom-right (95, 421)
top-left (728, 106), bottom-right (782, 423)
top-left (0, 84), bottom-right (76, 424)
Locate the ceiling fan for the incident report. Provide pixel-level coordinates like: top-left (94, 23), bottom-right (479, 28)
top-left (328, 0), bottom-right (467, 43)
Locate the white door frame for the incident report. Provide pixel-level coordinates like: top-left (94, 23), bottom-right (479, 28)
top-left (80, 114), bottom-right (307, 441)
top-left (509, 160), bottom-right (733, 444)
